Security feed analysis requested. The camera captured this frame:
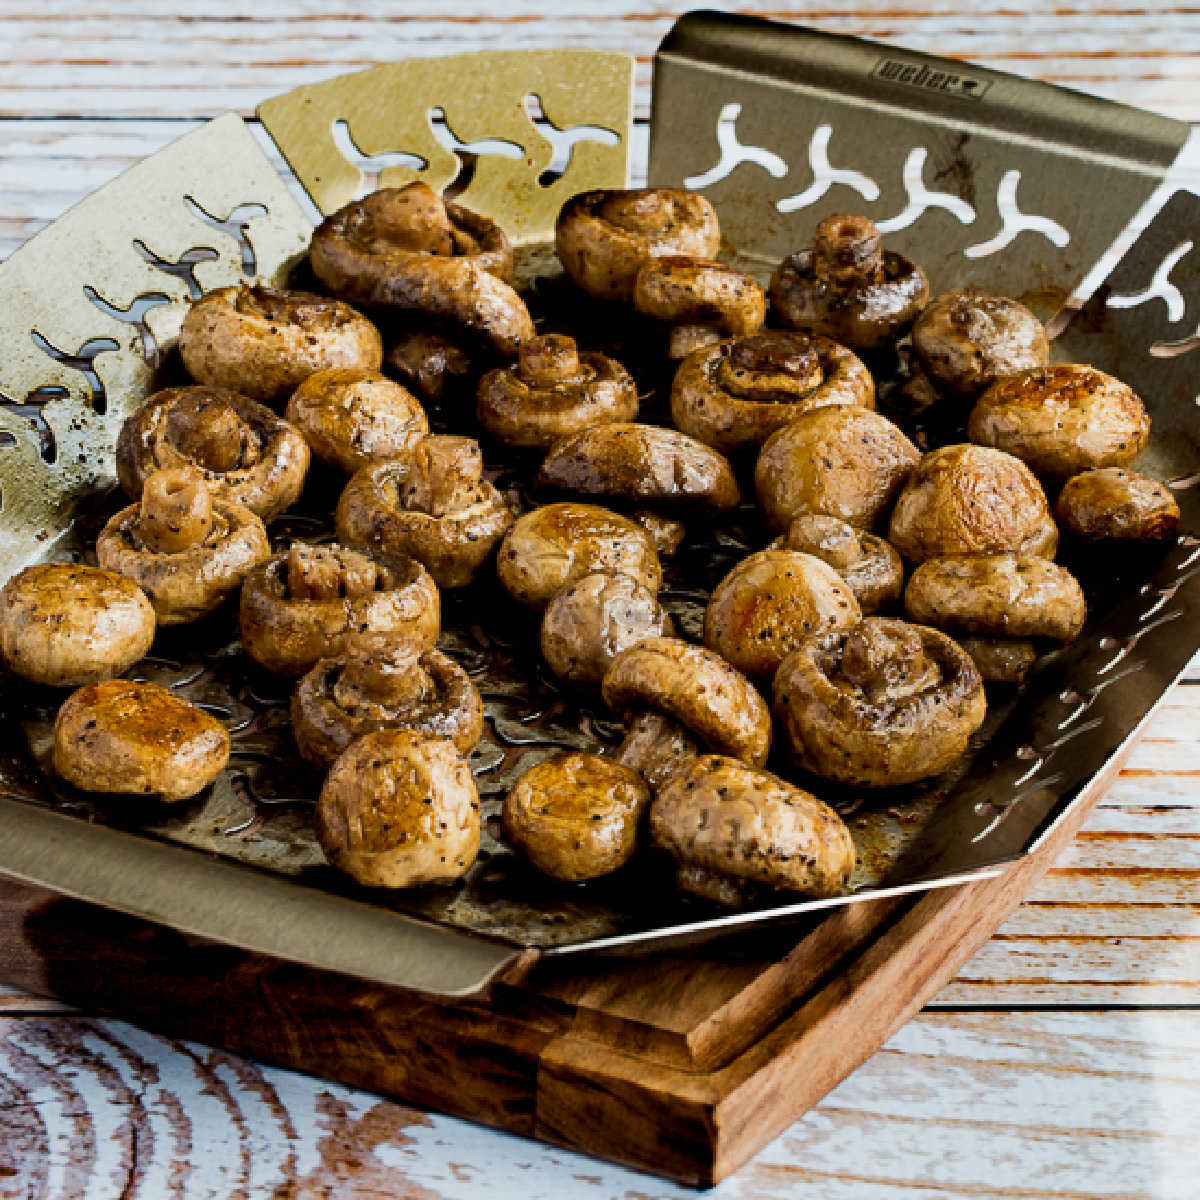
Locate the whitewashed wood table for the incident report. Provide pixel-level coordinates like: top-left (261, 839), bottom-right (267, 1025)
top-left (2, 3), bottom-right (1199, 1196)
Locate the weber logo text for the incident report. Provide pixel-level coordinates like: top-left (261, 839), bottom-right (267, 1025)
top-left (872, 58), bottom-right (990, 100)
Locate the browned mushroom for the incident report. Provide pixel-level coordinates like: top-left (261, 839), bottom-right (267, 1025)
top-left (601, 637), bottom-right (771, 790)
top-left (310, 184), bottom-right (534, 357)
top-left (502, 752), bottom-right (652, 882)
top-left (336, 435), bottom-right (514, 588)
top-left (285, 368), bottom-right (428, 474)
top-left (704, 549), bottom-right (862, 678)
top-left (0, 563), bottom-right (156, 687)
top-left (53, 679), bottom-right (229, 802)
top-left (755, 405), bottom-right (919, 531)
top-left (968, 364), bottom-right (1151, 480)
top-left (96, 468), bottom-right (271, 624)
top-left (774, 617), bottom-right (986, 788)
top-left (555, 188), bottom-right (720, 303)
top-left (651, 755), bottom-right (856, 906)
top-left (315, 728), bottom-right (480, 888)
top-left (292, 633), bottom-right (483, 768)
top-left (496, 502), bottom-right (661, 611)
top-left (957, 637), bottom-right (1040, 685)
top-left (887, 444), bottom-right (1058, 563)
top-left (179, 285), bottom-right (383, 405)
top-left (632, 511), bottom-right (688, 558)
top-left (1055, 467), bottom-right (1180, 542)
top-left (770, 215), bottom-right (929, 353)
top-left (476, 333), bottom-right (639, 449)
top-left (239, 542), bottom-right (440, 677)
top-left (671, 331), bottom-right (874, 454)
top-left (116, 385), bottom-right (310, 521)
top-left (384, 324), bottom-right (474, 404)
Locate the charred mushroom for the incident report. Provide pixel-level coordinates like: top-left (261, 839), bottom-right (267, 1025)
top-left (0, 563), bottom-right (155, 687)
top-left (1055, 467), bottom-right (1180, 542)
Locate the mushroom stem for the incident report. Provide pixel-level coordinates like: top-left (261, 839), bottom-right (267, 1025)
top-left (286, 543), bottom-right (379, 602)
top-left (363, 183), bottom-right (455, 256)
top-left (837, 620), bottom-right (940, 702)
top-left (334, 636), bottom-right (431, 711)
top-left (613, 710), bottom-right (700, 790)
top-left (812, 215), bottom-right (884, 285)
top-left (716, 332), bottom-right (824, 400)
top-left (518, 334), bottom-right (582, 387)
top-left (402, 435), bottom-right (484, 517)
top-left (135, 468), bottom-right (214, 553)
top-left (166, 396), bottom-right (257, 474)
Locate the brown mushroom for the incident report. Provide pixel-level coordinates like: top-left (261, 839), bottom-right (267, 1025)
top-left (1055, 467), bottom-right (1180, 542)
top-left (239, 542), bottom-right (440, 677)
top-left (292, 633), bottom-right (483, 768)
top-left (0, 563), bottom-right (156, 687)
top-left (755, 405), bottom-right (919, 531)
top-left (651, 755), bottom-right (856, 906)
top-left (555, 188), bottom-right (720, 303)
top-left (887, 444), bottom-right (1058, 563)
top-left (384, 323), bottom-right (474, 404)
top-left (336, 435), bottom-right (513, 588)
top-left (179, 285), bottom-right (383, 405)
top-left (285, 368), bottom-right (428, 474)
top-left (502, 752), bottom-right (652, 882)
top-left (633, 256), bottom-right (766, 359)
top-left (704, 549), bottom-right (862, 678)
top-left (116, 385), bottom-right (310, 521)
top-left (53, 679), bottom-right (229, 802)
top-left (633, 511), bottom-right (688, 558)
top-left (496, 502), bottom-right (661, 611)
top-left (315, 728), bottom-right (480, 888)
top-left (601, 637), bottom-right (771, 790)
top-left (540, 571), bottom-right (674, 687)
top-left (770, 214), bottom-right (929, 353)
top-left (671, 331), bottom-right (875, 454)
top-left (476, 333), bottom-right (639, 449)
top-left (957, 637), bottom-right (1040, 685)
top-left (96, 468), bottom-right (271, 624)
top-left (773, 514), bottom-right (904, 615)
top-left (310, 184), bottom-right (534, 357)
top-left (968, 364), bottom-right (1151, 480)
top-left (774, 617), bottom-right (987, 788)
top-left (912, 289), bottom-right (1048, 403)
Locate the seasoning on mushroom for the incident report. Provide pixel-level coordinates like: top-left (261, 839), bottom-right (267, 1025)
top-left (774, 617), bottom-right (987, 788)
top-left (285, 368), bottom-right (429, 475)
top-left (555, 188), bottom-right (720, 303)
top-left (0, 563), bottom-right (156, 688)
top-left (704, 549), bottom-right (861, 679)
top-left (315, 728), bottom-right (480, 888)
top-left (650, 755), bottom-right (857, 907)
top-left (476, 333), bottom-right (639, 450)
top-left (770, 214), bottom-right (930, 353)
top-left (502, 752), bottom-right (652, 882)
top-left (336, 434), bottom-right (514, 588)
top-left (53, 679), bottom-right (229, 802)
top-left (601, 637), bottom-right (771, 790)
top-left (1055, 467), bottom-right (1180, 543)
top-left (292, 633), bottom-right (483, 768)
top-left (671, 330), bottom-right (875, 455)
top-left (96, 467), bottom-right (271, 625)
top-left (239, 542), bottom-right (440, 677)
top-left (179, 284), bottom-right (383, 405)
top-left (116, 385), bottom-right (310, 522)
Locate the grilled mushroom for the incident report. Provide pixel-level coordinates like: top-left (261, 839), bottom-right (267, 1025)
top-left (496, 502), bottom-right (661, 611)
top-left (502, 752), bottom-right (652, 882)
top-left (96, 468), bottom-right (271, 624)
top-left (755, 405), bottom-right (919, 531)
top-left (53, 679), bottom-right (229, 802)
top-left (704, 549), bottom-right (862, 679)
top-left (336, 435), bottom-right (513, 588)
top-left (292, 633), bottom-right (483, 768)
top-left (770, 215), bottom-right (929, 353)
top-left (773, 514), bottom-right (904, 615)
top-left (285, 368), bottom-right (428, 474)
top-left (0, 563), bottom-right (155, 687)
top-left (1055, 467), bottom-right (1180, 542)
top-left (671, 331), bottom-right (874, 454)
top-left (602, 637), bottom-right (771, 790)
top-left (315, 728), bottom-right (480, 888)
top-left (633, 511), bottom-right (687, 558)
top-left (239, 542), bottom-right (439, 677)
top-left (116, 385), bottom-right (310, 521)
top-left (310, 184), bottom-right (534, 356)
top-left (957, 637), bottom-right (1040, 685)
top-left (385, 324), bottom-right (474, 404)
top-left (651, 756), bottom-right (856, 906)
top-left (179, 285), bottom-right (383, 405)
top-left (476, 333), bottom-right (639, 449)
top-left (774, 617), bottom-right (987, 788)
top-left (555, 188), bottom-right (720, 303)
top-left (968, 364), bottom-right (1151, 480)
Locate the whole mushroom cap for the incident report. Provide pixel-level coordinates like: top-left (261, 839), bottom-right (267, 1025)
top-left (316, 728), bottom-right (480, 888)
top-left (775, 513), bottom-right (904, 615)
top-left (1055, 467), bottom-right (1180, 542)
top-left (52, 679), bottom-right (229, 802)
top-left (0, 563), bottom-right (156, 688)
